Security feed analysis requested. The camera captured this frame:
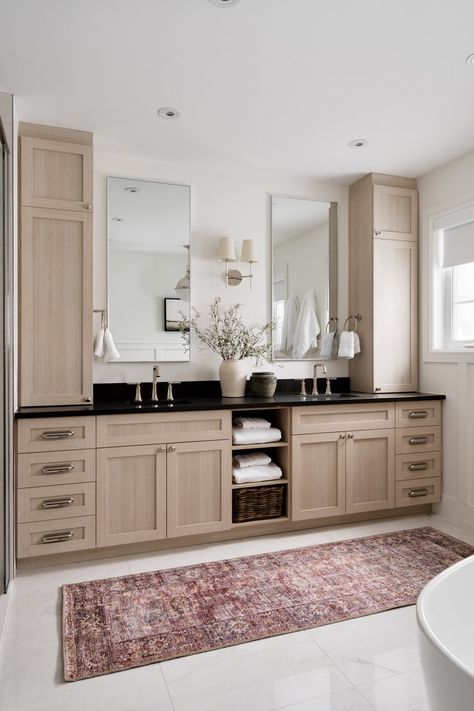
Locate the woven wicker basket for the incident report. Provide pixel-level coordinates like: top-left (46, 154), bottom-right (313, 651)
top-left (232, 485), bottom-right (285, 523)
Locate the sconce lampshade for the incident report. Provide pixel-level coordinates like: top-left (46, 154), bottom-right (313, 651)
top-left (217, 237), bottom-right (236, 262)
top-left (241, 239), bottom-right (258, 263)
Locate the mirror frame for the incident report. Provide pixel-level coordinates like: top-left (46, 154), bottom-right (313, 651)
top-left (106, 175), bottom-right (191, 363)
top-left (269, 194), bottom-right (338, 361)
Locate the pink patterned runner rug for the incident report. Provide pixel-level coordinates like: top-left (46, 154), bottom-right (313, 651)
top-left (63, 526), bottom-right (473, 681)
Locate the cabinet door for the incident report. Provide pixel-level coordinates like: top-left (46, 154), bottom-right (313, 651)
top-left (373, 185), bottom-right (417, 241)
top-left (167, 440), bottom-right (231, 537)
top-left (373, 239), bottom-right (417, 392)
top-left (97, 445), bottom-right (167, 547)
top-left (20, 207), bottom-right (93, 405)
top-left (346, 429), bottom-right (395, 513)
top-left (292, 433), bottom-right (345, 520)
top-left (21, 136), bottom-right (93, 212)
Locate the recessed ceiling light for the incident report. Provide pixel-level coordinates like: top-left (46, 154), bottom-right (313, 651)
top-left (157, 107), bottom-right (181, 120)
top-left (124, 187), bottom-right (140, 193)
top-left (348, 139), bottom-right (368, 149)
top-left (209, 0), bottom-right (240, 7)
top-left (465, 53), bottom-right (474, 66)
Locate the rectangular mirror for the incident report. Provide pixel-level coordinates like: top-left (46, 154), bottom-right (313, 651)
top-left (271, 196), bottom-right (337, 360)
top-left (107, 177), bottom-right (190, 362)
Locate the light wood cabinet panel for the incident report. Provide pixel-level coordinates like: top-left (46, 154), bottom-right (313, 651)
top-left (96, 410), bottom-right (231, 448)
top-left (395, 401), bottom-right (441, 428)
top-left (17, 482), bottom-right (95, 523)
top-left (20, 207), bottom-right (93, 405)
top-left (292, 433), bottom-right (345, 520)
top-left (292, 403), bottom-right (394, 435)
top-left (17, 417), bottom-right (96, 453)
top-left (17, 449), bottom-right (95, 488)
top-left (346, 429), bottom-right (395, 513)
top-left (396, 426), bottom-right (441, 454)
top-left (167, 440), bottom-right (232, 537)
top-left (395, 477), bottom-right (441, 507)
top-left (373, 239), bottom-right (417, 392)
top-left (96, 445), bottom-right (167, 547)
top-left (20, 136), bottom-right (93, 212)
top-left (373, 185), bottom-right (417, 241)
top-left (17, 515), bottom-right (95, 558)
top-left (396, 451), bottom-right (441, 481)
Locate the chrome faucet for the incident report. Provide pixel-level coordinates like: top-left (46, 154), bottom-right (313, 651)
top-left (151, 365), bottom-right (160, 403)
top-left (312, 363), bottom-right (325, 395)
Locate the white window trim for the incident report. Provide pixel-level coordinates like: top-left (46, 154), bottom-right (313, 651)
top-left (422, 192), bottom-right (474, 364)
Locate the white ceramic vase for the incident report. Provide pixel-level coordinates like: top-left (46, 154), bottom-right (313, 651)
top-left (219, 359), bottom-right (248, 397)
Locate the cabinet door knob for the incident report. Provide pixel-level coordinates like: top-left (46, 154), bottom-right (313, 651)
top-left (339, 433), bottom-right (346, 439)
top-left (375, 230), bottom-right (382, 236)
top-left (84, 203), bottom-right (92, 210)
top-left (157, 446), bottom-right (166, 453)
top-left (83, 396), bottom-right (92, 403)
top-left (167, 445), bottom-right (176, 453)
top-left (375, 386), bottom-right (382, 392)
top-left (347, 432), bottom-right (353, 439)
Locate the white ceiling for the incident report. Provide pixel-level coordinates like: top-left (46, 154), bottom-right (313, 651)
top-left (2, 0), bottom-right (474, 181)
top-left (272, 197), bottom-right (329, 244)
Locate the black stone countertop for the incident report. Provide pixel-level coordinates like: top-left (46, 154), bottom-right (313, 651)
top-left (15, 378), bottom-right (445, 419)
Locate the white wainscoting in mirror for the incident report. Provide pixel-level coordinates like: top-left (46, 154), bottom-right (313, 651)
top-left (107, 177), bottom-right (190, 362)
top-left (271, 195), bottom-right (337, 360)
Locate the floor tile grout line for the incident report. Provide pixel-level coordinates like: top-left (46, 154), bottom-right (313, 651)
top-left (159, 663), bottom-right (178, 711)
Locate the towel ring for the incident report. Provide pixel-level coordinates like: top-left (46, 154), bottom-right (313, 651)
top-left (94, 308), bottom-right (108, 329)
top-left (325, 317), bottom-right (338, 334)
top-left (344, 314), bottom-right (361, 332)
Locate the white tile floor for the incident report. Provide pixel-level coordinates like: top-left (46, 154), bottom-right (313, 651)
top-left (1, 512), bottom-right (473, 711)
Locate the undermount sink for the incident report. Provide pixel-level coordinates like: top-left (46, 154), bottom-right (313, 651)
top-left (127, 399), bottom-right (191, 407)
top-left (302, 393), bottom-right (362, 400)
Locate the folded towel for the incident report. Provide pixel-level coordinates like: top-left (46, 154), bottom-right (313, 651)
top-left (292, 290), bottom-right (321, 359)
top-left (320, 331), bottom-right (337, 358)
top-left (233, 452), bottom-right (272, 468)
top-left (232, 427), bottom-right (282, 445)
top-left (232, 462), bottom-right (283, 484)
top-left (337, 331), bottom-right (361, 359)
top-left (233, 417), bottom-right (272, 429)
top-left (103, 328), bottom-right (121, 362)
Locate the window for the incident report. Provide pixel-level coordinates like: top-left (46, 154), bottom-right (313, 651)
top-left (432, 206), bottom-right (474, 352)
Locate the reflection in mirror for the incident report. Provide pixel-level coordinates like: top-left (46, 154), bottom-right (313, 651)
top-left (107, 177), bottom-right (190, 362)
top-left (271, 196), bottom-right (337, 360)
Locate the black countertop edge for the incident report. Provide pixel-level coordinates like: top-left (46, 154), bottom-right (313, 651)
top-left (15, 391), bottom-right (446, 419)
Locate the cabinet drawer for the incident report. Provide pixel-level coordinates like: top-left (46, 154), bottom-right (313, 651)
top-left (395, 477), bottom-right (441, 507)
top-left (396, 426), bottom-right (441, 454)
top-left (17, 449), bottom-right (95, 488)
top-left (17, 515), bottom-right (95, 558)
top-left (396, 401), bottom-right (441, 428)
top-left (17, 417), bottom-right (96, 453)
top-left (96, 410), bottom-right (231, 447)
top-left (395, 451), bottom-right (441, 481)
top-left (17, 482), bottom-right (96, 524)
top-left (292, 403), bottom-right (395, 435)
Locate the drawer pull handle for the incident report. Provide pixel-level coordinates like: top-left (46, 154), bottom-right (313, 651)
top-left (41, 497), bottom-right (74, 509)
top-left (408, 436), bottom-right (429, 445)
top-left (41, 430), bottom-right (74, 440)
top-left (408, 462), bottom-right (429, 471)
top-left (41, 530), bottom-right (73, 544)
top-left (408, 410), bottom-right (429, 419)
top-left (41, 464), bottom-right (74, 475)
top-left (408, 487), bottom-right (429, 498)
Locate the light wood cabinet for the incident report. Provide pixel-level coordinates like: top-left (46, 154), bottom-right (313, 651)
top-left (19, 124), bottom-right (93, 407)
top-left (345, 429), bottom-right (395, 513)
top-left (349, 173), bottom-right (418, 393)
top-left (17, 416), bottom-right (96, 453)
top-left (292, 402), bottom-right (394, 435)
top-left (167, 440), bottom-right (232, 537)
top-left (96, 445), bottom-right (167, 547)
top-left (292, 433), bottom-right (345, 520)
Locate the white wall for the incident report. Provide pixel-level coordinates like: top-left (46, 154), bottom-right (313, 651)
top-left (419, 148), bottom-right (474, 527)
top-left (93, 149), bottom-right (349, 384)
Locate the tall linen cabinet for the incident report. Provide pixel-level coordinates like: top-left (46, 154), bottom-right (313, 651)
top-left (349, 173), bottom-right (418, 393)
top-left (19, 124), bottom-right (93, 406)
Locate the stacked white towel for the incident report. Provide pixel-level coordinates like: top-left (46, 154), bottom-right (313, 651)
top-left (232, 428), bottom-right (282, 445)
top-left (233, 452), bottom-right (272, 468)
top-left (232, 462), bottom-right (283, 484)
top-left (337, 331), bottom-right (361, 359)
top-left (234, 417), bottom-right (272, 429)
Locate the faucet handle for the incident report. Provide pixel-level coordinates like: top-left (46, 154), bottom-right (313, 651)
top-left (167, 381), bottom-right (181, 401)
top-left (299, 378), bottom-right (307, 397)
top-left (135, 382), bottom-right (142, 403)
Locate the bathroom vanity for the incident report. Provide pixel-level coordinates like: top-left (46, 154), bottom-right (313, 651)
top-left (15, 391), bottom-right (443, 563)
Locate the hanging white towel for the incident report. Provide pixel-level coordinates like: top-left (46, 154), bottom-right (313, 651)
top-left (233, 417), bottom-right (272, 430)
top-left (232, 462), bottom-right (283, 484)
top-left (292, 290), bottom-right (321, 359)
top-left (93, 328), bottom-right (105, 358)
top-left (280, 295), bottom-right (299, 354)
top-left (337, 331), bottom-right (361, 359)
top-left (232, 427), bottom-right (282, 445)
top-left (233, 452), bottom-right (272, 468)
top-left (103, 328), bottom-right (121, 362)
top-left (320, 331), bottom-right (336, 359)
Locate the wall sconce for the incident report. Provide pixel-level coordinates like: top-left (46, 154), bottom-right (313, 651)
top-left (217, 237), bottom-right (258, 288)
